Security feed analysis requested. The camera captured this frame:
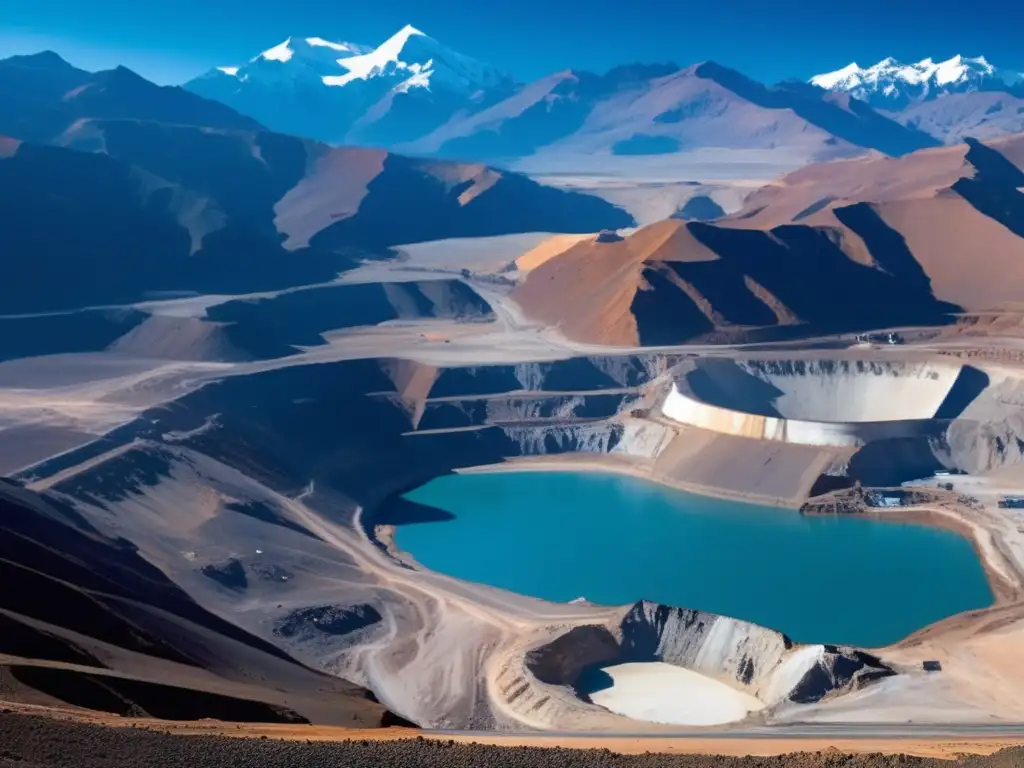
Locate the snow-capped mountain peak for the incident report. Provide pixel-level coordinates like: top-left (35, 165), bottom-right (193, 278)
top-left (322, 24), bottom-right (428, 87)
top-left (810, 54), bottom-right (1019, 107)
top-left (927, 54), bottom-right (995, 85)
top-left (259, 39), bottom-right (295, 62)
top-left (194, 25), bottom-right (510, 97)
top-left (322, 24), bottom-right (510, 95)
top-left (810, 62), bottom-right (864, 90)
top-left (255, 36), bottom-right (372, 65)
top-left (185, 24), bottom-right (517, 145)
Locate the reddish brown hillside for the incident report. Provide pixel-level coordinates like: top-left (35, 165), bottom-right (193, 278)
top-left (515, 135), bottom-right (1024, 346)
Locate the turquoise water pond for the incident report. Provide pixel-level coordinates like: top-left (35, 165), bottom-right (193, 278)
top-left (393, 471), bottom-right (994, 647)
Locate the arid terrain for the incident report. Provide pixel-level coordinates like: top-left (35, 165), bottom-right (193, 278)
top-left (4, 709), bottom-right (1024, 767)
top-left (3, 35), bottom-right (1024, 765)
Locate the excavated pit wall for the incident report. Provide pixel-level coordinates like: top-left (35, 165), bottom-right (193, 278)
top-left (417, 393), bottom-right (634, 432)
top-left (662, 360), bottom-right (969, 448)
top-left (498, 601), bottom-right (895, 730)
top-left (681, 360), bottom-right (965, 421)
top-left (614, 602), bottom-right (894, 705)
top-left (662, 384), bottom-right (948, 447)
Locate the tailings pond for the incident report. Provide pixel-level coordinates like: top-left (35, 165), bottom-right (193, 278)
top-left (393, 471), bottom-right (994, 647)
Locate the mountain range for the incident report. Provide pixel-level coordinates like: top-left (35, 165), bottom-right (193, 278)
top-left (182, 27), bottom-right (1024, 169)
top-left (811, 55), bottom-right (1024, 143)
top-left (184, 27), bottom-right (941, 169)
top-left (811, 55), bottom-right (1024, 109)
top-left (0, 50), bottom-right (628, 314)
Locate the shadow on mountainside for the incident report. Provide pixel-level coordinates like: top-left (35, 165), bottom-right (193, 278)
top-left (683, 222), bottom-right (960, 330)
top-left (0, 479), bottom-right (390, 725)
top-left (0, 310), bottom-right (148, 363)
top-left (5, 665), bottom-right (308, 723)
top-left (674, 195), bottom-right (726, 221)
top-left (0, 53), bottom-right (260, 143)
top-left (0, 142), bottom-right (356, 314)
top-left (619, 215), bottom-right (963, 346)
top-left (695, 62), bottom-right (940, 156)
top-left (0, 480), bottom-right (295, 667)
top-left (832, 202), bottom-right (934, 294)
top-left (953, 138), bottom-right (1024, 238)
top-left (311, 154), bottom-right (633, 250)
top-left (205, 281), bottom-right (492, 355)
top-left (433, 86), bottom-right (595, 160)
top-left (432, 67), bottom-right (678, 160)
top-left (631, 266), bottom-right (715, 345)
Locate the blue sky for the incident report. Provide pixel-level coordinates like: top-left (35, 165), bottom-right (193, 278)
top-left (3, 0), bottom-right (1023, 85)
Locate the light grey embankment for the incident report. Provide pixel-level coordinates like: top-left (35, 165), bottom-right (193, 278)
top-left (661, 359), bottom-right (995, 450)
top-left (677, 359), bottom-right (970, 422)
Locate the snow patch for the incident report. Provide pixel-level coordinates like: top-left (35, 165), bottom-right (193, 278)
top-left (260, 39), bottom-right (295, 63)
top-left (217, 66), bottom-right (240, 77)
top-left (394, 67), bottom-right (433, 93)
top-left (810, 62), bottom-right (863, 90)
top-left (305, 36), bottom-right (359, 52)
top-left (324, 24), bottom-right (427, 87)
top-left (321, 23), bottom-right (508, 94)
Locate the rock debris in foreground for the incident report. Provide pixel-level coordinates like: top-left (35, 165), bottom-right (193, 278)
top-left (1, 714), bottom-right (1023, 768)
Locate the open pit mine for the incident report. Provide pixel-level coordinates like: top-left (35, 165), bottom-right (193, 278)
top-left (3, 60), bottom-right (1024, 750)
top-left (5, 257), bottom-right (1024, 731)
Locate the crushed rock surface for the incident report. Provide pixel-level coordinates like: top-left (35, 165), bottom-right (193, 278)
top-left (2, 713), bottom-right (1024, 768)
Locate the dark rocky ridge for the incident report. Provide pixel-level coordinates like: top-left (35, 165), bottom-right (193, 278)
top-left (0, 52), bottom-right (261, 143)
top-left (3, 666), bottom-right (308, 723)
top-left (0, 480), bottom-right (388, 726)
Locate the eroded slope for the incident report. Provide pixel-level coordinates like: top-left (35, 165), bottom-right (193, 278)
top-left (516, 135), bottom-right (1024, 346)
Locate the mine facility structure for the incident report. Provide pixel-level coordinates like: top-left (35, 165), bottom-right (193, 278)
top-left (854, 331), bottom-right (906, 345)
top-left (800, 486), bottom-right (972, 516)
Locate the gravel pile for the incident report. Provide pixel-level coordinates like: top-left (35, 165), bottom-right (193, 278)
top-left (2, 712), bottom-right (1022, 768)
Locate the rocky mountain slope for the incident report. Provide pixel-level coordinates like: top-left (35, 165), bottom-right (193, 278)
top-left (0, 479), bottom-right (391, 725)
top-left (0, 51), bottom-right (630, 314)
top-left (893, 91), bottom-right (1024, 144)
top-left (404, 61), bottom-right (939, 166)
top-left (514, 134), bottom-right (1024, 346)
